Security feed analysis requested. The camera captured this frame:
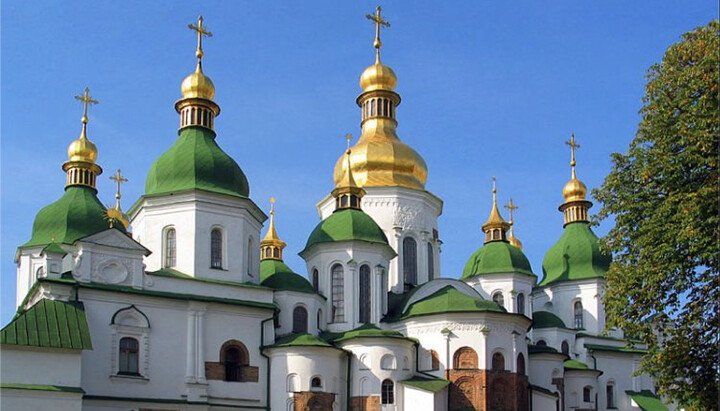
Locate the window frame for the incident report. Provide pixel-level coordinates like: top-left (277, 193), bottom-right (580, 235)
top-left (358, 264), bottom-right (371, 323)
top-left (402, 236), bottom-right (418, 286)
top-left (381, 379), bottom-right (395, 405)
top-left (210, 227), bottom-right (224, 269)
top-left (164, 227), bottom-right (177, 268)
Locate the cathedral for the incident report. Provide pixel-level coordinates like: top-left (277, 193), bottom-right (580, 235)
top-left (0, 9), bottom-right (670, 411)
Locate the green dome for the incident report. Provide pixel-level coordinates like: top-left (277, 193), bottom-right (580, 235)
top-left (301, 208), bottom-right (389, 254)
top-left (323, 324), bottom-right (408, 343)
top-left (461, 241), bottom-right (535, 279)
top-left (145, 127), bottom-right (249, 198)
top-left (539, 222), bottom-right (611, 287)
top-left (260, 259), bottom-right (316, 294)
top-left (22, 186), bottom-right (115, 248)
top-left (401, 285), bottom-right (505, 319)
top-left (532, 311), bottom-right (567, 329)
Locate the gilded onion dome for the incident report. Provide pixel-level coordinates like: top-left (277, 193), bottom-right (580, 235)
top-left (505, 198), bottom-right (523, 250)
top-left (481, 177), bottom-right (511, 243)
top-left (260, 198), bottom-right (287, 261)
top-left (333, 6), bottom-right (428, 191)
top-left (539, 134), bottom-right (609, 287)
top-left (144, 16), bottom-right (249, 199)
top-left (22, 88), bottom-right (125, 248)
top-left (559, 133), bottom-right (592, 225)
top-left (181, 64), bottom-right (215, 100)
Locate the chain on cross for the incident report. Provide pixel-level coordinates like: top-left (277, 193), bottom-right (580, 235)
top-left (188, 15), bottom-right (213, 62)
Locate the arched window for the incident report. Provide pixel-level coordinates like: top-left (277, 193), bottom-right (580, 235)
top-left (311, 376), bottom-right (322, 389)
top-left (561, 340), bottom-right (570, 356)
top-left (211, 228), bottom-right (223, 269)
top-left (165, 228), bottom-right (176, 268)
top-left (380, 354), bottom-right (396, 370)
top-left (574, 301), bottom-right (584, 329)
top-left (430, 349), bottom-right (440, 371)
top-left (492, 352), bottom-right (505, 371)
top-left (453, 346), bottom-right (478, 369)
top-left (220, 340), bottom-right (249, 382)
top-left (516, 293), bottom-right (525, 315)
top-left (381, 379), bottom-right (394, 405)
top-left (292, 306), bottom-right (308, 334)
top-left (118, 337), bottom-right (139, 375)
top-left (606, 382), bottom-right (616, 408)
top-left (331, 264), bottom-right (344, 323)
top-left (492, 291), bottom-right (504, 308)
top-left (536, 339), bottom-right (547, 347)
top-left (517, 353), bottom-right (525, 375)
top-left (583, 386), bottom-right (592, 402)
top-left (427, 242), bottom-right (434, 280)
top-left (359, 265), bottom-right (371, 323)
top-left (312, 268), bottom-right (319, 292)
top-left (403, 237), bottom-right (417, 286)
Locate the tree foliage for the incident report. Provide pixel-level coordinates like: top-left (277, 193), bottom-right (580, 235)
top-left (594, 21), bottom-right (719, 409)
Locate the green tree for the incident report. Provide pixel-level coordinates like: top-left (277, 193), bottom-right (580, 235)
top-left (594, 21), bottom-right (719, 410)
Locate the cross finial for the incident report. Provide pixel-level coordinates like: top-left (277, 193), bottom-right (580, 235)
top-left (565, 132), bottom-right (581, 178)
top-left (74, 87), bottom-right (99, 126)
top-left (504, 198), bottom-right (519, 224)
top-left (269, 197), bottom-right (276, 215)
top-left (110, 169), bottom-right (128, 204)
top-left (345, 133), bottom-right (353, 153)
top-left (366, 6), bottom-right (391, 63)
top-left (188, 15), bottom-right (213, 66)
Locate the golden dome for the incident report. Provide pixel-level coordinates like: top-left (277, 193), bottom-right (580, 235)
top-left (181, 64), bottom-right (215, 100)
top-left (106, 207), bottom-right (130, 230)
top-left (67, 134), bottom-right (98, 163)
top-left (562, 176), bottom-right (587, 202)
top-left (360, 62), bottom-right (397, 92)
top-left (508, 230), bottom-right (523, 250)
top-left (333, 123), bottom-right (428, 190)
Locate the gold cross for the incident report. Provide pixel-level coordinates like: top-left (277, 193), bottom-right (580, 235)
top-left (345, 133), bottom-right (353, 152)
top-left (269, 197), bottom-right (276, 215)
top-left (565, 132), bottom-right (580, 169)
top-left (504, 198), bottom-right (519, 224)
top-left (366, 6), bottom-right (390, 62)
top-left (188, 15), bottom-right (213, 62)
top-left (74, 87), bottom-right (98, 124)
top-left (110, 169), bottom-right (128, 202)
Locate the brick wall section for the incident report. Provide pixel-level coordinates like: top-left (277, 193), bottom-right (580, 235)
top-left (349, 395), bottom-right (381, 411)
top-left (448, 370), bottom-right (529, 411)
top-left (294, 391), bottom-right (335, 411)
top-left (204, 362), bottom-right (259, 382)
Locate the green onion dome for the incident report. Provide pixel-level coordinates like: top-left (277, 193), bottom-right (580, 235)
top-left (260, 259), bottom-right (316, 294)
top-left (532, 311), bottom-right (567, 329)
top-left (461, 241), bottom-right (535, 279)
top-left (22, 186), bottom-right (118, 248)
top-left (401, 285), bottom-right (505, 320)
top-left (145, 127), bottom-right (249, 198)
top-left (539, 221), bottom-right (610, 287)
top-left (301, 208), bottom-right (389, 254)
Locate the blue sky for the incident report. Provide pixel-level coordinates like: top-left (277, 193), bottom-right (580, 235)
top-left (1, 1), bottom-right (717, 325)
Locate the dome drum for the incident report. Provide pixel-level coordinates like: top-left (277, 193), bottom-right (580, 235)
top-left (559, 200), bottom-right (592, 226)
top-left (357, 89), bottom-right (401, 125)
top-left (175, 98), bottom-right (220, 131)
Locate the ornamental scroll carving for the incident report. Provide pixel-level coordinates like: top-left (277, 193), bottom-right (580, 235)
top-left (392, 206), bottom-right (423, 230)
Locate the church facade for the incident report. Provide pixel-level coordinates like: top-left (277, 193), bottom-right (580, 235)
top-left (1, 10), bottom-right (669, 411)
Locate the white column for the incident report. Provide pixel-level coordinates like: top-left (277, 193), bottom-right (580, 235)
top-left (185, 310), bottom-right (197, 382)
top-left (196, 308), bottom-right (206, 383)
top-left (511, 331), bottom-right (520, 372)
